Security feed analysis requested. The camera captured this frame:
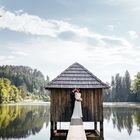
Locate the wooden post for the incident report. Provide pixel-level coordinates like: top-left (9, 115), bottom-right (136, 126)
top-left (51, 121), bottom-right (54, 137)
top-left (54, 122), bottom-right (57, 131)
top-left (94, 122), bottom-right (97, 130)
top-left (51, 122), bottom-right (57, 131)
top-left (100, 121), bottom-right (104, 138)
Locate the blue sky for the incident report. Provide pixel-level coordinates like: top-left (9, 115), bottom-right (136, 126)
top-left (0, 0), bottom-right (140, 82)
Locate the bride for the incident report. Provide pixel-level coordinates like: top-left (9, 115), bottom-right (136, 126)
top-left (71, 88), bottom-right (83, 118)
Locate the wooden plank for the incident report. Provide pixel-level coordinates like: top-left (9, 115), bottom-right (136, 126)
top-left (91, 90), bottom-right (93, 121)
top-left (82, 89), bottom-right (85, 121)
top-left (100, 90), bottom-right (103, 122)
top-left (86, 90), bottom-right (89, 121)
top-left (50, 89), bottom-right (54, 122)
top-left (100, 89), bottom-right (103, 121)
top-left (66, 118), bottom-right (87, 140)
top-left (58, 89), bottom-right (61, 121)
top-left (93, 89), bottom-right (95, 121)
top-left (88, 89), bottom-right (92, 120)
top-left (61, 89), bottom-right (65, 121)
top-left (65, 89), bottom-right (68, 121)
top-left (97, 89), bottom-right (99, 121)
top-left (98, 89), bottom-right (101, 121)
top-left (95, 89), bottom-right (98, 121)
top-left (85, 90), bottom-right (88, 121)
top-left (94, 89), bottom-right (96, 121)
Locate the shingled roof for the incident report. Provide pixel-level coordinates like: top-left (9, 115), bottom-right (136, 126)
top-left (46, 62), bottom-right (109, 89)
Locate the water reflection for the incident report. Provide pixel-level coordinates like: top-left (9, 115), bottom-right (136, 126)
top-left (1, 104), bottom-right (140, 140)
top-left (104, 106), bottom-right (140, 135)
top-left (0, 104), bottom-right (49, 139)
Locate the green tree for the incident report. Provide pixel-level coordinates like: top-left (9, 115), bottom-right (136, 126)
top-left (0, 78), bottom-right (22, 103)
top-left (124, 71), bottom-right (132, 101)
top-left (132, 72), bottom-right (140, 101)
top-left (111, 76), bottom-right (115, 101)
top-left (114, 73), bottom-right (123, 101)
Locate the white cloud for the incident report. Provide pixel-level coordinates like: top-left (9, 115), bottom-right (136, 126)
top-left (3, 35), bottom-right (140, 82)
top-left (105, 0), bottom-right (140, 6)
top-left (132, 7), bottom-right (140, 12)
top-left (0, 7), bottom-right (93, 38)
top-left (11, 51), bottom-right (28, 56)
top-left (0, 7), bottom-right (132, 49)
top-left (128, 30), bottom-right (138, 39)
top-left (107, 25), bottom-right (115, 31)
top-left (0, 55), bottom-right (14, 64)
top-left (0, 7), bottom-right (139, 82)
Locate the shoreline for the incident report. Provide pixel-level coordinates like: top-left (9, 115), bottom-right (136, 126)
top-left (1, 102), bottom-right (140, 107)
top-left (103, 102), bottom-right (140, 108)
top-left (0, 101), bottom-right (50, 106)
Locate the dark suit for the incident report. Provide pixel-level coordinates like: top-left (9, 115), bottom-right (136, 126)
top-left (70, 92), bottom-right (75, 112)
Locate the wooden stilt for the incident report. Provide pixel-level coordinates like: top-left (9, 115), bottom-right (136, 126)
top-left (54, 122), bottom-right (57, 130)
top-left (51, 121), bottom-right (54, 138)
top-left (94, 122), bottom-right (97, 130)
top-left (51, 121), bottom-right (53, 131)
top-left (54, 122), bottom-right (57, 134)
top-left (100, 121), bottom-right (104, 138)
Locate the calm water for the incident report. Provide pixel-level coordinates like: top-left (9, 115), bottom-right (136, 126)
top-left (0, 103), bottom-right (140, 140)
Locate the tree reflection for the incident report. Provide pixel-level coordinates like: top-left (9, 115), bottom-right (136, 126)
top-left (103, 107), bottom-right (112, 121)
top-left (112, 108), bottom-right (133, 135)
top-left (104, 107), bottom-right (140, 135)
top-left (0, 105), bottom-right (50, 138)
top-left (133, 109), bottom-right (140, 131)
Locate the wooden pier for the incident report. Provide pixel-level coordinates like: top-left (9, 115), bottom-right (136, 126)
top-left (67, 118), bottom-right (87, 140)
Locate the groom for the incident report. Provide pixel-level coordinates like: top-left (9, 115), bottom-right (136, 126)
top-left (70, 88), bottom-right (76, 113)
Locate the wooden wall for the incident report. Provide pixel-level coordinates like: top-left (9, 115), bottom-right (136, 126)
top-left (50, 88), bottom-right (103, 122)
top-left (82, 89), bottom-right (103, 122)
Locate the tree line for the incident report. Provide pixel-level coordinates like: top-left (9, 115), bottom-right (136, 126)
top-left (104, 70), bottom-right (140, 102)
top-left (0, 65), bottom-right (49, 103)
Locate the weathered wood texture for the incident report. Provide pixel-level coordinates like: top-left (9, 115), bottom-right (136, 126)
top-left (50, 88), bottom-right (103, 122)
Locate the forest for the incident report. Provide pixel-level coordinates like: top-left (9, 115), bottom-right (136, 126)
top-left (0, 65), bottom-right (49, 103)
top-left (104, 70), bottom-right (140, 102)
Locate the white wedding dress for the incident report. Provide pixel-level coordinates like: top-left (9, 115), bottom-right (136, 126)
top-left (71, 92), bottom-right (83, 118)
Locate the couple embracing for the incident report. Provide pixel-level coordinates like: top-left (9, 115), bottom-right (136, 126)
top-left (70, 88), bottom-right (83, 119)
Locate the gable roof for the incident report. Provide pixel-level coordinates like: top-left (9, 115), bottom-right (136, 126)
top-left (46, 62), bottom-right (109, 89)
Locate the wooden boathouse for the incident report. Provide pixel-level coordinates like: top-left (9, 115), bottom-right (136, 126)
top-left (45, 62), bottom-right (109, 139)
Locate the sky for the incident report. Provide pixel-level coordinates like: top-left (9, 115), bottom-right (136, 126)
top-left (0, 0), bottom-right (140, 82)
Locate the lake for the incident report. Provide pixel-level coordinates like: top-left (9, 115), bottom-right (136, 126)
top-left (0, 103), bottom-right (140, 140)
